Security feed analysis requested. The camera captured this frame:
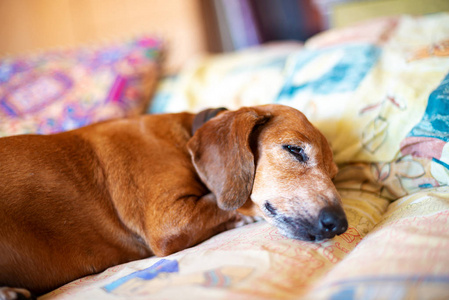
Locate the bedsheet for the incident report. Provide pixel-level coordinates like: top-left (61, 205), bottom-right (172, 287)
top-left (40, 188), bottom-right (388, 299)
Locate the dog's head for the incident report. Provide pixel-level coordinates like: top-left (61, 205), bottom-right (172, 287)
top-left (187, 104), bottom-right (347, 241)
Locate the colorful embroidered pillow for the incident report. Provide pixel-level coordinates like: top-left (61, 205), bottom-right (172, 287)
top-left (0, 36), bottom-right (162, 136)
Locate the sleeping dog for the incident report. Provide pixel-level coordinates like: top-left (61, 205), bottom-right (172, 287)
top-left (0, 104), bottom-right (347, 298)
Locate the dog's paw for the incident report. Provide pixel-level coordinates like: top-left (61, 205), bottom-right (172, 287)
top-left (226, 213), bottom-right (263, 230)
top-left (0, 287), bottom-right (36, 300)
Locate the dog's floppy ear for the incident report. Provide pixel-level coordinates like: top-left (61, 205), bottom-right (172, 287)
top-left (187, 107), bottom-right (271, 211)
top-left (191, 107), bottom-right (228, 136)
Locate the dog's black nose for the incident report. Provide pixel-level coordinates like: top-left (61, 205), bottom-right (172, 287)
top-left (318, 206), bottom-right (348, 238)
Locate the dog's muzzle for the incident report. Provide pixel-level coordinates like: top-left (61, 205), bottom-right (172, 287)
top-left (272, 204), bottom-right (348, 242)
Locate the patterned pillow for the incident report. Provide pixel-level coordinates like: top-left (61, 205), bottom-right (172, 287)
top-left (275, 14), bottom-right (449, 198)
top-left (147, 42), bottom-right (303, 114)
top-left (0, 36), bottom-right (162, 136)
top-left (150, 13), bottom-right (449, 199)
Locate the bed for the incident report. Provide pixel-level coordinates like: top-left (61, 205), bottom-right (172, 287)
top-left (1, 11), bottom-right (449, 300)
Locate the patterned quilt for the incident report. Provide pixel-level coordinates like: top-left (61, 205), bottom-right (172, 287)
top-left (40, 13), bottom-right (449, 300)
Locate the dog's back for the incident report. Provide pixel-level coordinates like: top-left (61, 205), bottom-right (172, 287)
top-left (0, 131), bottom-right (151, 294)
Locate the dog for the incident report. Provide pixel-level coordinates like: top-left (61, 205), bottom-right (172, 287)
top-left (0, 104), bottom-right (347, 299)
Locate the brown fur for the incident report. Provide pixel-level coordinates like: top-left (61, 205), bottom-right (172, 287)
top-left (0, 104), bottom-right (345, 297)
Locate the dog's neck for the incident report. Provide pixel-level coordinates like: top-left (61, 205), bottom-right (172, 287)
top-left (191, 107), bottom-right (228, 136)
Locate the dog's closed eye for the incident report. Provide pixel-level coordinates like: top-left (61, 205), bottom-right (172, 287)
top-left (283, 145), bottom-right (308, 163)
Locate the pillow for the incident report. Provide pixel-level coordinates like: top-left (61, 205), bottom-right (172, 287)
top-left (278, 13), bottom-right (449, 198)
top-left (153, 13), bottom-right (449, 198)
top-left (147, 42), bottom-right (303, 114)
top-left (0, 35), bottom-right (162, 136)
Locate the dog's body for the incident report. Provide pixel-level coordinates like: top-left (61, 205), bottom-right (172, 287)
top-left (0, 105), bottom-right (347, 297)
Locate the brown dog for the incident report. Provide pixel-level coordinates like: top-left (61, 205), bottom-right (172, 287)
top-left (0, 104), bottom-right (347, 298)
